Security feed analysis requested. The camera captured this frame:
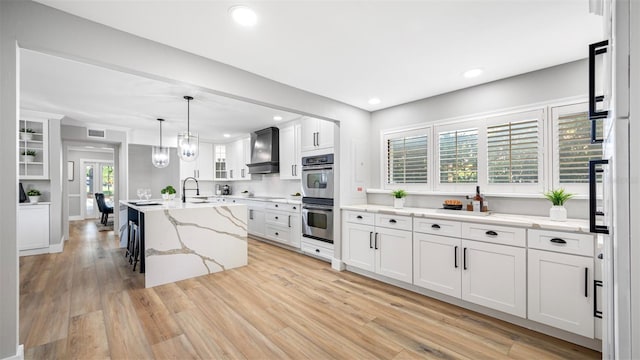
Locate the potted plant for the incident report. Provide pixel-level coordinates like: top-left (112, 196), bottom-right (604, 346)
top-left (20, 128), bottom-right (35, 141)
top-left (240, 190), bottom-right (251, 198)
top-left (21, 149), bottom-right (36, 163)
top-left (289, 192), bottom-right (301, 199)
top-left (160, 185), bottom-right (176, 200)
top-left (27, 189), bottom-right (41, 203)
top-left (391, 189), bottom-right (407, 209)
top-left (543, 188), bottom-right (573, 221)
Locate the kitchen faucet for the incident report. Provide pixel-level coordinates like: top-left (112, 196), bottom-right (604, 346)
top-left (182, 177), bottom-right (200, 203)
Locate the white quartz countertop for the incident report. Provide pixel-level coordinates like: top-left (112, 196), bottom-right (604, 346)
top-left (341, 204), bottom-right (591, 233)
top-left (120, 199), bottom-right (245, 213)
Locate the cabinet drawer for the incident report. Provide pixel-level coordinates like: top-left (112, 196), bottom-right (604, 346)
top-left (528, 229), bottom-right (594, 257)
top-left (267, 202), bottom-right (300, 212)
top-left (375, 213), bottom-right (412, 231)
top-left (461, 222), bottom-right (525, 247)
top-left (265, 224), bottom-right (291, 243)
top-left (265, 210), bottom-right (292, 227)
top-left (301, 238), bottom-right (333, 261)
top-left (344, 211), bottom-right (374, 225)
top-left (414, 217), bottom-right (461, 238)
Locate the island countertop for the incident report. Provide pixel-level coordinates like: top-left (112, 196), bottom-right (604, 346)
top-left (120, 199), bottom-right (240, 212)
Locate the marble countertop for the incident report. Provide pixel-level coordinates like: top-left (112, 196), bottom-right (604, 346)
top-left (201, 195), bottom-right (302, 205)
top-left (120, 199), bottom-right (245, 213)
top-left (341, 204), bottom-right (591, 233)
top-left (19, 202), bottom-right (51, 206)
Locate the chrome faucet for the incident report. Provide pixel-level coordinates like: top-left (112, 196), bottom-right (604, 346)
top-left (182, 177), bottom-right (200, 203)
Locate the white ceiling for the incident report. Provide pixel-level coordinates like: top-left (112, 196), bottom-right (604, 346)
top-left (35, 0), bottom-right (603, 111)
top-left (20, 49), bottom-right (301, 143)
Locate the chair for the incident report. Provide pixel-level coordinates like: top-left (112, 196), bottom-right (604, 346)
top-left (94, 193), bottom-right (113, 225)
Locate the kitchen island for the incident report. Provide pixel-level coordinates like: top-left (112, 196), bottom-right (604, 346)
top-left (119, 200), bottom-right (247, 288)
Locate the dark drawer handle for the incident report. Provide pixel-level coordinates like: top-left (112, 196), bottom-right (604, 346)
top-left (275, 204), bottom-right (279, 207)
top-left (550, 238), bottom-right (567, 244)
top-left (431, 224), bottom-right (441, 229)
top-left (293, 206), bottom-right (297, 210)
top-left (594, 280), bottom-right (603, 318)
top-left (356, 215), bottom-right (363, 219)
top-left (315, 249), bottom-right (320, 253)
top-left (389, 219), bottom-right (397, 224)
top-left (275, 232), bottom-right (279, 236)
top-left (485, 230), bottom-right (498, 237)
top-left (275, 216), bottom-right (279, 219)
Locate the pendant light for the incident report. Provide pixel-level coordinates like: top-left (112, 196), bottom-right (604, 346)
top-left (151, 118), bottom-right (170, 168)
top-left (177, 95), bottom-right (199, 162)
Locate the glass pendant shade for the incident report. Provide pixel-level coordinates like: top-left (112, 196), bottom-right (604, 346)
top-left (152, 118), bottom-right (170, 168)
top-left (177, 95), bottom-right (199, 162)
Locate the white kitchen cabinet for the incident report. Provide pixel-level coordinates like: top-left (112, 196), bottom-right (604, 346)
top-left (19, 118), bottom-right (49, 180)
top-left (279, 122), bottom-right (301, 179)
top-left (413, 232), bottom-right (461, 298)
top-left (301, 117), bottom-right (334, 153)
top-left (18, 204), bottom-right (50, 250)
top-left (264, 207), bottom-right (301, 249)
top-left (247, 202), bottom-right (266, 237)
top-left (342, 211), bottom-right (412, 283)
top-left (227, 137), bottom-right (251, 181)
top-left (180, 142), bottom-right (214, 181)
top-left (461, 239), bottom-right (526, 318)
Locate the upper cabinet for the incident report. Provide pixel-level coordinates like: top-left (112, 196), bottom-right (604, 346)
top-left (301, 117), bottom-right (334, 154)
top-left (279, 121), bottom-right (301, 180)
top-left (19, 118), bottom-right (49, 180)
top-left (180, 142), bottom-right (214, 181)
top-left (226, 137), bottom-right (251, 181)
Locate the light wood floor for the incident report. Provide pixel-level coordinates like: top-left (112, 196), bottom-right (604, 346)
top-left (19, 220), bottom-right (601, 359)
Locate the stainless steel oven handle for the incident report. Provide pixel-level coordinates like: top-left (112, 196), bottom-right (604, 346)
top-left (301, 165), bottom-right (334, 171)
top-left (303, 205), bottom-right (333, 211)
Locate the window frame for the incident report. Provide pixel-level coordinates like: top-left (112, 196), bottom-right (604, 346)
top-left (381, 126), bottom-right (432, 191)
top-left (434, 120), bottom-right (481, 193)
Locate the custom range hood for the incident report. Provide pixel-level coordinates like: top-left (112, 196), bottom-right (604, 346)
top-left (247, 127), bottom-right (279, 174)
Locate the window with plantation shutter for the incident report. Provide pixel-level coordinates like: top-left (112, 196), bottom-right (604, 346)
top-left (555, 106), bottom-right (603, 184)
top-left (439, 128), bottom-right (478, 183)
top-left (385, 130), bottom-right (429, 185)
top-left (487, 119), bottom-right (539, 184)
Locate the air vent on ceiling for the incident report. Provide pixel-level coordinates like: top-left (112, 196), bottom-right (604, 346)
top-left (87, 128), bottom-right (106, 139)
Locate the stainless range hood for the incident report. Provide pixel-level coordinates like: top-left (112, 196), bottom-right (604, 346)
top-left (247, 127), bottom-right (279, 174)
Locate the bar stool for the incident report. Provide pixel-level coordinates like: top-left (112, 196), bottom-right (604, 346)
top-left (126, 220), bottom-right (137, 262)
top-left (131, 224), bottom-right (141, 271)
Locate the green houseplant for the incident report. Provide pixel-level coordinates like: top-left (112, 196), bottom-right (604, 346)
top-left (543, 188), bottom-right (573, 221)
top-left (391, 189), bottom-right (407, 209)
top-left (27, 189), bottom-right (41, 203)
top-left (161, 185), bottom-right (176, 200)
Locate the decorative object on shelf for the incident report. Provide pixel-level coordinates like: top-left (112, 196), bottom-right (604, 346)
top-left (177, 95), bottom-right (199, 162)
top-left (443, 199), bottom-right (463, 210)
top-left (544, 188), bottom-right (573, 222)
top-left (67, 161), bottom-right (74, 181)
top-left (391, 189), bottom-right (407, 209)
top-left (152, 118), bottom-right (170, 168)
top-left (19, 183), bottom-right (28, 203)
top-left (27, 189), bottom-right (41, 203)
top-left (160, 185), bottom-right (177, 200)
top-left (20, 128), bottom-right (35, 141)
top-left (289, 192), bottom-right (301, 200)
top-left (21, 149), bottom-right (36, 163)
top-left (241, 190), bottom-right (251, 198)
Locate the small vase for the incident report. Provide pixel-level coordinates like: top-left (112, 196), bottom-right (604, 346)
top-left (162, 193), bottom-right (169, 201)
top-left (29, 196), bottom-right (40, 204)
top-left (20, 132), bottom-right (33, 141)
top-left (21, 155), bottom-right (35, 163)
top-left (549, 205), bottom-right (567, 221)
top-left (394, 197), bottom-right (404, 209)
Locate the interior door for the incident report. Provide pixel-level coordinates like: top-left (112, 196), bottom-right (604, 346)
top-left (83, 161), bottom-right (115, 219)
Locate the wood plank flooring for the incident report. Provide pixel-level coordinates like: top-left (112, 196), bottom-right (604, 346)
top-left (20, 220), bottom-right (601, 359)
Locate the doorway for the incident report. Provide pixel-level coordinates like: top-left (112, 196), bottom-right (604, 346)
top-left (81, 160), bottom-right (115, 219)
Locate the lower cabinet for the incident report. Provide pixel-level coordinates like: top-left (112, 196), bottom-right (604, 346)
top-left (264, 209), bottom-right (301, 249)
top-left (528, 249), bottom-right (594, 337)
top-left (248, 203), bottom-right (265, 238)
top-left (342, 214), bottom-right (412, 283)
top-left (18, 204), bottom-right (50, 250)
top-left (413, 233), bottom-right (461, 298)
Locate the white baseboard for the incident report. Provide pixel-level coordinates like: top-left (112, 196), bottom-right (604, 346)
top-left (68, 215), bottom-right (83, 221)
top-left (49, 239), bottom-right (65, 253)
top-left (331, 258), bottom-right (346, 271)
top-left (2, 344), bottom-right (24, 360)
top-left (19, 248), bottom-right (49, 257)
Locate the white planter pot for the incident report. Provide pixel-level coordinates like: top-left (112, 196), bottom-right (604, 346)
top-left (394, 197), bottom-right (405, 209)
top-left (20, 132), bottom-right (33, 141)
top-left (162, 193), bottom-right (176, 201)
top-left (549, 205), bottom-right (567, 222)
top-left (29, 196), bottom-right (40, 204)
top-left (21, 155), bottom-right (35, 163)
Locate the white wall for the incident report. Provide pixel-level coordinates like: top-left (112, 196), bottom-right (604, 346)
top-left (128, 144), bottom-right (180, 200)
top-left (0, 2), bottom-right (370, 357)
top-left (368, 60), bottom-right (590, 218)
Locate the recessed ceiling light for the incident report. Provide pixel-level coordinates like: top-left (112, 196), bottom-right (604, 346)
top-left (368, 97), bottom-right (381, 105)
top-left (273, 115), bottom-right (283, 121)
top-left (229, 5), bottom-right (257, 27)
top-left (223, 134), bottom-right (231, 138)
top-left (463, 68), bottom-right (483, 78)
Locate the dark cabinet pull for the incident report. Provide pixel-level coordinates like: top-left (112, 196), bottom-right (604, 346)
top-left (369, 232), bottom-right (373, 249)
top-left (275, 204), bottom-right (279, 208)
top-left (292, 165), bottom-right (295, 176)
top-left (584, 267), bottom-right (589, 298)
top-left (275, 216), bottom-right (278, 220)
top-left (293, 206), bottom-right (297, 210)
top-left (288, 215), bottom-right (291, 228)
top-left (454, 246), bottom-right (458, 268)
top-left (485, 230), bottom-right (498, 237)
top-left (598, 253), bottom-right (604, 259)
top-left (594, 280), bottom-right (603, 318)
top-left (375, 233), bottom-right (379, 250)
top-left (357, 215), bottom-right (363, 219)
top-left (589, 159), bottom-right (609, 234)
top-left (550, 238), bottom-right (567, 244)
top-left (588, 40), bottom-right (609, 144)
top-left (432, 224), bottom-right (441, 229)
top-left (463, 248), bottom-right (468, 270)
top-left (315, 249), bottom-right (320, 253)
top-left (275, 232), bottom-right (279, 236)
top-left (389, 219), bottom-right (397, 224)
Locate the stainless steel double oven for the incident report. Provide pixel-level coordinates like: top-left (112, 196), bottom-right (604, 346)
top-left (301, 154), bottom-right (334, 244)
